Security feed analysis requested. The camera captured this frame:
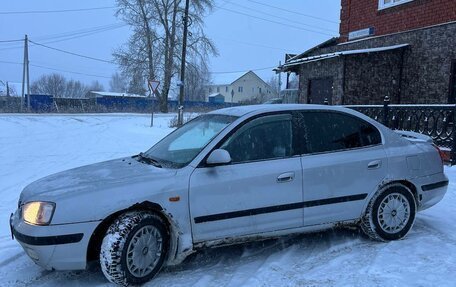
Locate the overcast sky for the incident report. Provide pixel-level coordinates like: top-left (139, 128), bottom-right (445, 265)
top-left (0, 0), bottom-right (340, 91)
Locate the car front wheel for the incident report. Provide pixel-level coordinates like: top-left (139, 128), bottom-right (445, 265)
top-left (100, 211), bottom-right (169, 286)
top-left (361, 183), bottom-right (416, 241)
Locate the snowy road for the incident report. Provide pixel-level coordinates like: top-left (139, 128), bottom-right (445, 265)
top-left (0, 114), bottom-right (455, 286)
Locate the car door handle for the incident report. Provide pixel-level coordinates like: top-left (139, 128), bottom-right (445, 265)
top-left (277, 172), bottom-right (294, 183)
top-left (367, 160), bottom-right (382, 169)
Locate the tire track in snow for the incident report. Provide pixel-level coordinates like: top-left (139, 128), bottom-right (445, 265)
top-left (0, 252), bottom-right (25, 267)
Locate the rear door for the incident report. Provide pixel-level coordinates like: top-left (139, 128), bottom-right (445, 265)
top-left (189, 113), bottom-right (304, 242)
top-left (297, 111), bottom-right (388, 226)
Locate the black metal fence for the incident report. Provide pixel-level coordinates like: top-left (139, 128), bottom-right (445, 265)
top-left (345, 96), bottom-right (456, 164)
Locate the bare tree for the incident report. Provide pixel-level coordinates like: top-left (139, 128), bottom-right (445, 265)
top-left (127, 70), bottom-right (147, 95)
top-left (31, 73), bottom-right (66, 98)
top-left (64, 79), bottom-right (89, 98)
top-left (185, 60), bottom-right (210, 101)
top-left (114, 0), bottom-right (216, 112)
top-left (110, 72), bottom-right (129, 93)
top-left (266, 76), bottom-right (280, 96)
top-left (88, 80), bottom-right (104, 92)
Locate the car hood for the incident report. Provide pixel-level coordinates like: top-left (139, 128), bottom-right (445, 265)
top-left (20, 157), bottom-right (177, 202)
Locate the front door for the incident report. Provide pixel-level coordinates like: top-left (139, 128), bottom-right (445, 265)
top-left (189, 113), bottom-right (303, 242)
top-left (308, 78), bottom-right (333, 104)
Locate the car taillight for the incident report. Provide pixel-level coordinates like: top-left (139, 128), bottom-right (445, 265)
top-left (432, 144), bottom-right (445, 164)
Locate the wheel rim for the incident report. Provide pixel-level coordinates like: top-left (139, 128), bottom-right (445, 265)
top-left (126, 225), bottom-right (163, 278)
top-left (377, 193), bottom-right (411, 234)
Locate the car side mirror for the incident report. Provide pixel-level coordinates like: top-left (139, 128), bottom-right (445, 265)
top-left (206, 149), bottom-right (232, 166)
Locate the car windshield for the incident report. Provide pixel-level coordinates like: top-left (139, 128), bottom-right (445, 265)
top-left (143, 114), bottom-right (237, 168)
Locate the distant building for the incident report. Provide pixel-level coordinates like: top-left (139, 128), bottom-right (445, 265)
top-left (277, 0), bottom-right (456, 105)
top-left (87, 91), bottom-right (146, 99)
top-left (206, 71), bottom-right (273, 103)
top-left (207, 93), bottom-right (225, 104)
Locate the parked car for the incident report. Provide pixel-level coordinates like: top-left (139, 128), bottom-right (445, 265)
top-left (10, 104), bottom-right (448, 285)
top-left (263, 98), bottom-right (283, 104)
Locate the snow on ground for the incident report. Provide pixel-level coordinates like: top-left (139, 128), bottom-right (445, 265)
top-left (0, 114), bottom-right (455, 287)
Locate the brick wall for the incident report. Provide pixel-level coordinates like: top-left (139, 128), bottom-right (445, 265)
top-left (340, 0), bottom-right (456, 42)
top-left (298, 58), bottom-right (344, 104)
top-left (297, 22), bottom-right (456, 104)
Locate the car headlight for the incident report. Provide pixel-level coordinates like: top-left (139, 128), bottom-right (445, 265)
top-left (22, 202), bottom-right (55, 225)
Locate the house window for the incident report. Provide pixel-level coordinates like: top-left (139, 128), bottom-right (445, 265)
top-left (378, 0), bottom-right (414, 10)
top-left (450, 60), bottom-right (456, 104)
top-left (217, 87), bottom-right (220, 93)
top-left (238, 86), bottom-right (243, 93)
top-left (209, 87), bottom-right (213, 93)
top-left (226, 86), bottom-right (228, 92)
top-left (259, 87), bottom-right (262, 93)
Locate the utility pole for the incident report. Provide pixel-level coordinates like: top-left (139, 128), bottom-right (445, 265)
top-left (21, 34), bottom-right (30, 112)
top-left (177, 0), bottom-right (190, 127)
top-left (278, 61), bottom-right (282, 95)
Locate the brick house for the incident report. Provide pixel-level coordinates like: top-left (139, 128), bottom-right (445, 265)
top-left (278, 0), bottom-right (456, 105)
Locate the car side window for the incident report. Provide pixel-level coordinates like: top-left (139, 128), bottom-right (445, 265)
top-left (302, 111), bottom-right (381, 154)
top-left (220, 114), bottom-right (293, 163)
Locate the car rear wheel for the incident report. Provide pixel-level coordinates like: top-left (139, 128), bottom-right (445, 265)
top-left (361, 184), bottom-right (416, 241)
top-left (100, 211), bottom-right (169, 286)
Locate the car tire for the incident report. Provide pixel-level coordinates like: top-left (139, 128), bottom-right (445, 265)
top-left (100, 211), bottom-right (169, 286)
top-left (361, 183), bottom-right (416, 241)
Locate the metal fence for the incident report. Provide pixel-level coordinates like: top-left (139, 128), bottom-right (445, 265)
top-left (0, 96), bottom-right (236, 113)
top-left (345, 96), bottom-right (456, 164)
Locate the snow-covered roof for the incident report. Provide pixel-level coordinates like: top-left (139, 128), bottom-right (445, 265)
top-left (280, 44), bottom-right (409, 70)
top-left (90, 91), bottom-right (146, 98)
top-left (209, 71), bottom-right (249, 86)
top-left (208, 93), bottom-right (223, 98)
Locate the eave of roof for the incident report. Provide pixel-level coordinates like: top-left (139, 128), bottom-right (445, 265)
top-left (277, 43), bottom-right (409, 72)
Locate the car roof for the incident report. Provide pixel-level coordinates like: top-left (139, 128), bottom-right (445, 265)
top-left (209, 104), bottom-right (356, 117)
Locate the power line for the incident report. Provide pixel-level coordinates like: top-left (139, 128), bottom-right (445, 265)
top-left (0, 39), bottom-right (23, 43)
top-left (0, 6), bottom-right (116, 15)
top-left (36, 23), bottom-right (126, 42)
top-left (29, 40), bottom-right (115, 64)
top-left (246, 0), bottom-right (339, 24)
top-left (0, 24), bottom-right (126, 51)
top-left (214, 5), bottom-right (335, 36)
top-left (211, 66), bottom-right (276, 74)
top-left (0, 60), bottom-right (23, 65)
top-left (213, 36), bottom-right (290, 52)
top-left (0, 59), bottom-right (112, 79)
top-left (30, 63), bottom-right (111, 79)
top-left (225, 1), bottom-right (338, 33)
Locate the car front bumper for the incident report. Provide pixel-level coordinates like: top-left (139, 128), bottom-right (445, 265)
top-left (10, 210), bottom-right (100, 271)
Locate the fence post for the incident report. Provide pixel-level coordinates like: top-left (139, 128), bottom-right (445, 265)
top-left (383, 96), bottom-right (390, 127)
top-left (452, 104), bottom-right (456, 165)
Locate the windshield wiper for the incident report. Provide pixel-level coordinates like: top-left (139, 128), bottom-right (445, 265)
top-left (135, 152), bottom-right (162, 168)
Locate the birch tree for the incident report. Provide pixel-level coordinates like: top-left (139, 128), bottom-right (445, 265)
top-left (114, 0), bottom-right (216, 112)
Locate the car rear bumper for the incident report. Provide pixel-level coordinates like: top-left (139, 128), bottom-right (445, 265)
top-left (415, 172), bottom-right (448, 211)
top-left (10, 210), bottom-right (100, 271)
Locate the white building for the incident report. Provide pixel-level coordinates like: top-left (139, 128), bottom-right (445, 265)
top-left (206, 71), bottom-right (274, 103)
